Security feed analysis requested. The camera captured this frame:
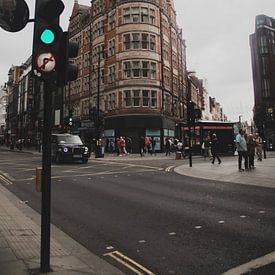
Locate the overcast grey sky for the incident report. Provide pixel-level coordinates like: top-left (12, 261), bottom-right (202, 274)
top-left (1, 0), bottom-right (275, 122)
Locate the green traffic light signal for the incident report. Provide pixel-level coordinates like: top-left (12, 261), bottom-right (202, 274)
top-left (40, 29), bottom-right (55, 44)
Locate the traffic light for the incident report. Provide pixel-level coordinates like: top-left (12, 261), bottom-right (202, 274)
top-left (194, 108), bottom-right (202, 120)
top-left (68, 117), bottom-right (73, 126)
top-left (57, 32), bottom-right (79, 87)
top-left (68, 109), bottom-right (73, 126)
top-left (187, 101), bottom-right (195, 123)
top-left (32, 0), bottom-right (65, 81)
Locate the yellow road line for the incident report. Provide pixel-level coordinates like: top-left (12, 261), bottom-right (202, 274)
top-left (104, 250), bottom-right (155, 275)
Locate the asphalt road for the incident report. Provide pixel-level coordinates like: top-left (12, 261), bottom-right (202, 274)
top-left (1, 148), bottom-right (275, 274)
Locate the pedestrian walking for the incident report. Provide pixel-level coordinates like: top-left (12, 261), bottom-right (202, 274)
top-left (165, 138), bottom-right (171, 156)
top-left (203, 134), bottom-right (211, 159)
top-left (125, 136), bottom-right (132, 154)
top-left (175, 139), bottom-right (183, 159)
top-left (145, 136), bottom-right (151, 155)
top-left (254, 132), bottom-right (263, 161)
top-left (235, 129), bottom-right (248, 171)
top-left (139, 136), bottom-right (145, 157)
top-left (120, 136), bottom-right (127, 155)
top-left (150, 136), bottom-right (156, 156)
top-left (210, 133), bottom-right (221, 164)
top-left (247, 134), bottom-right (256, 169)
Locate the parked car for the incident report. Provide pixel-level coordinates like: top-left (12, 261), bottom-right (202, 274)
top-left (51, 134), bottom-right (90, 163)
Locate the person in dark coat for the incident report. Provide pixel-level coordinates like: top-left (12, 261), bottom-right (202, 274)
top-left (210, 133), bottom-right (221, 164)
top-left (139, 136), bottom-right (145, 157)
top-left (247, 134), bottom-right (256, 169)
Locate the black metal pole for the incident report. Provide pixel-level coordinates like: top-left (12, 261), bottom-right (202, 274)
top-left (187, 77), bottom-right (192, 167)
top-left (95, 53), bottom-right (100, 158)
top-left (188, 121), bottom-right (192, 167)
top-left (97, 54), bottom-right (100, 132)
top-left (40, 80), bottom-right (52, 273)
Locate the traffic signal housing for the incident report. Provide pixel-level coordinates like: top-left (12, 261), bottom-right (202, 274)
top-left (194, 108), bottom-right (202, 120)
top-left (187, 101), bottom-right (195, 124)
top-left (57, 32), bottom-right (79, 87)
top-left (68, 109), bottom-right (73, 126)
top-left (68, 117), bottom-right (73, 127)
top-left (32, 0), bottom-right (65, 81)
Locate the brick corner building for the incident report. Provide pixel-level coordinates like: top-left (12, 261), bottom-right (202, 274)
top-left (66, 0), bottom-right (188, 152)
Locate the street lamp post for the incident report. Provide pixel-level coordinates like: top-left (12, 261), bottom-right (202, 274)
top-left (186, 71), bottom-right (195, 167)
top-left (94, 50), bottom-right (104, 158)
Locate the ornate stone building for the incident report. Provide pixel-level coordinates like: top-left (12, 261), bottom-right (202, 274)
top-left (66, 0), bottom-right (187, 152)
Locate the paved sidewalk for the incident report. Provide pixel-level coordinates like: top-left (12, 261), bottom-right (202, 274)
top-left (0, 184), bottom-right (124, 275)
top-left (175, 152), bottom-right (275, 189)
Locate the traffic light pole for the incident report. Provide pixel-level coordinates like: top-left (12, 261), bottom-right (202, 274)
top-left (187, 78), bottom-right (192, 168)
top-left (95, 54), bottom-right (101, 158)
top-left (40, 80), bottom-right (53, 273)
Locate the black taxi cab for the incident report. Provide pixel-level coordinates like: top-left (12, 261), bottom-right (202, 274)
top-left (51, 134), bottom-right (90, 163)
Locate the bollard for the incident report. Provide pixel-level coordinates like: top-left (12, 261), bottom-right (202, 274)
top-left (36, 167), bottom-right (42, 192)
top-left (263, 141), bottom-right (266, 159)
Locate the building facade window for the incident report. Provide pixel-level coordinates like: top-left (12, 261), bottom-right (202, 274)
top-left (259, 35), bottom-right (268, 54)
top-left (123, 6), bottom-right (156, 25)
top-left (164, 67), bottom-right (170, 86)
top-left (108, 93), bottom-right (116, 110)
top-left (162, 19), bottom-right (169, 36)
top-left (164, 93), bottom-right (171, 113)
top-left (123, 89), bottom-right (158, 108)
top-left (262, 78), bottom-right (271, 97)
top-left (93, 19), bottom-right (104, 38)
top-left (123, 33), bottom-right (156, 51)
top-left (93, 0), bottom-right (104, 16)
top-left (92, 68), bottom-right (104, 88)
top-left (84, 52), bottom-right (90, 68)
top-left (133, 90), bottom-right (140, 106)
top-left (123, 60), bottom-right (157, 79)
top-left (108, 38), bottom-right (115, 56)
top-left (83, 76), bottom-right (89, 92)
top-left (93, 44), bottom-right (104, 63)
top-left (172, 52), bottom-right (177, 68)
top-left (261, 56), bottom-right (268, 76)
top-left (163, 42), bottom-right (169, 60)
top-left (124, 90), bottom-right (131, 107)
top-left (109, 12), bottom-right (116, 30)
top-left (171, 31), bottom-right (177, 48)
top-left (151, 90), bottom-right (157, 107)
top-left (108, 65), bottom-right (116, 83)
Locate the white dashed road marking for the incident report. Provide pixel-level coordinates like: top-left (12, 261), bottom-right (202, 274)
top-left (222, 251), bottom-right (275, 275)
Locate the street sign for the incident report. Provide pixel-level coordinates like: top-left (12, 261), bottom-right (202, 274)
top-left (0, 0), bottom-right (29, 32)
top-left (36, 52), bottom-right (56, 72)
